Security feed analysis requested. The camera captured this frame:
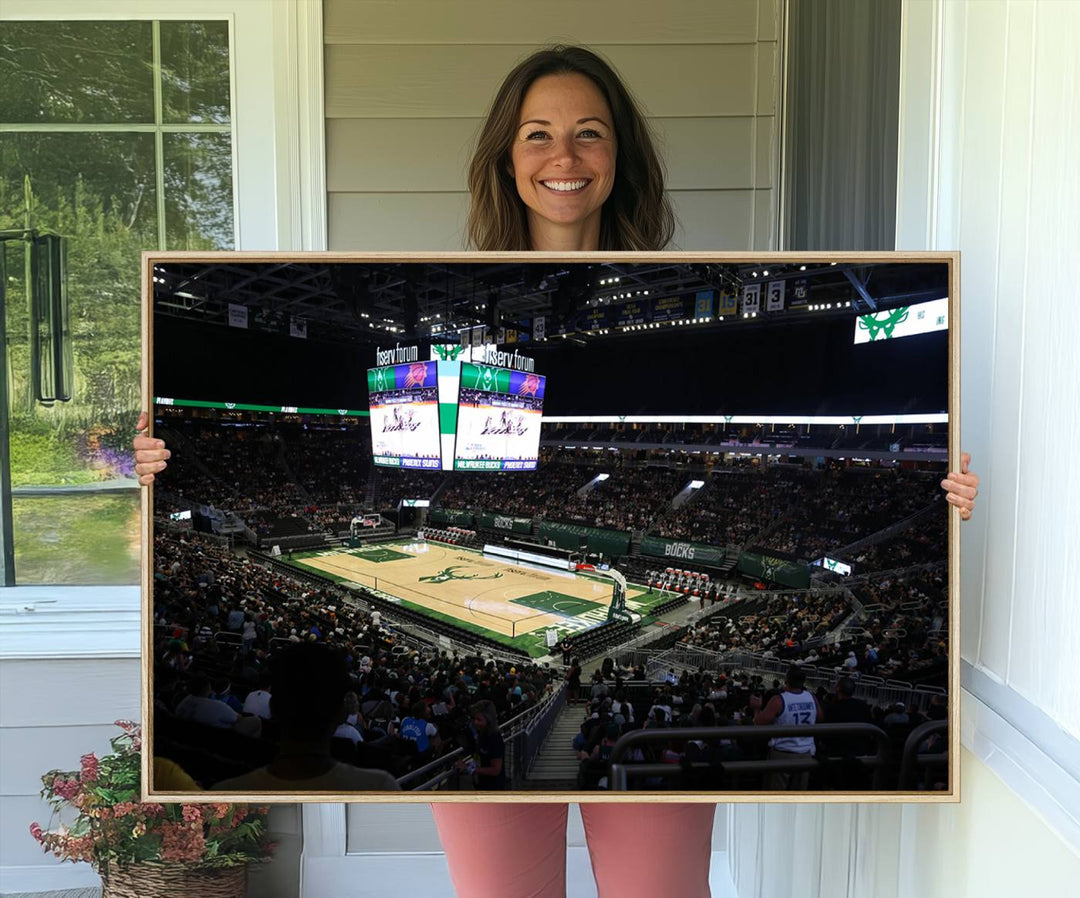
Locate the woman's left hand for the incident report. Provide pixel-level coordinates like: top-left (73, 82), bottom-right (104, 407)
top-left (941, 451), bottom-right (979, 521)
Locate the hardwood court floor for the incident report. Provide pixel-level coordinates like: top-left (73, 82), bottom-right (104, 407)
top-left (291, 539), bottom-right (647, 639)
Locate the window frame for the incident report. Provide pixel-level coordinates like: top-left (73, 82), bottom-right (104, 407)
top-left (0, 0), bottom-right (325, 650)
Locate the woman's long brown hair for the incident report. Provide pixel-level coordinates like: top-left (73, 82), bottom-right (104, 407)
top-left (467, 46), bottom-right (675, 252)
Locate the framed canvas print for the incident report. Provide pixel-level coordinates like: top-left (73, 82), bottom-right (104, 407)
top-left (142, 251), bottom-right (959, 804)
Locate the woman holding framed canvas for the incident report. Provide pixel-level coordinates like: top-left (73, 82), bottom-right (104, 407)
top-left (136, 45), bottom-right (979, 898)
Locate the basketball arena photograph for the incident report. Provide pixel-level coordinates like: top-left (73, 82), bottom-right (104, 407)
top-left (145, 255), bottom-right (956, 799)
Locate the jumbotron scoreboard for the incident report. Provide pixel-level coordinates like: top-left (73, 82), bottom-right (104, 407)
top-left (366, 354), bottom-right (546, 472)
top-left (367, 361), bottom-right (442, 469)
top-left (454, 363), bottom-right (546, 471)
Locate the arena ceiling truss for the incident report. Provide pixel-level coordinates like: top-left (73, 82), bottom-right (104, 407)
top-left (151, 260), bottom-right (948, 346)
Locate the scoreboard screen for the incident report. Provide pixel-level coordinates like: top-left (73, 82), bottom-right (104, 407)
top-left (454, 363), bottom-right (546, 471)
top-left (367, 361), bottom-right (442, 469)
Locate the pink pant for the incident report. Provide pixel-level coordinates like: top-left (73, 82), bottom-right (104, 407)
top-left (431, 803), bottom-right (715, 898)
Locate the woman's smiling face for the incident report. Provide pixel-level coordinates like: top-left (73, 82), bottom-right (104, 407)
top-left (509, 72), bottom-right (617, 249)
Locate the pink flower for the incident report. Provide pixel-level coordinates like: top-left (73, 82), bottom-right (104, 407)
top-left (52, 778), bottom-right (80, 801)
top-left (159, 821), bottom-right (206, 863)
top-left (181, 805), bottom-right (202, 824)
top-left (80, 753), bottom-right (100, 782)
top-left (29, 822), bottom-right (43, 842)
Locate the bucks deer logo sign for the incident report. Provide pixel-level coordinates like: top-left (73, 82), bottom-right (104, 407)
top-left (857, 307), bottom-right (910, 341)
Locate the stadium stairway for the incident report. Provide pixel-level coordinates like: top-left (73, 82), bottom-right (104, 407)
top-left (522, 701), bottom-right (585, 789)
top-left (276, 442), bottom-right (313, 507)
top-left (364, 466), bottom-right (380, 507)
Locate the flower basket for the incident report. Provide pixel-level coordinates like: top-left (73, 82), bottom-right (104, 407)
top-left (101, 862), bottom-right (247, 898)
top-left (31, 721), bottom-right (273, 890)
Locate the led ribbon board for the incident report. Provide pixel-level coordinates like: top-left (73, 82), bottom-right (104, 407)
top-left (454, 362), bottom-right (546, 471)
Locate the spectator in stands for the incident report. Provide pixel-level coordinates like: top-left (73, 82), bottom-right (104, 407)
top-left (213, 643), bottom-right (400, 791)
top-left (242, 616), bottom-right (257, 655)
top-left (825, 677), bottom-right (872, 727)
top-left (333, 693), bottom-right (365, 746)
top-left (211, 677), bottom-right (243, 714)
top-left (751, 666), bottom-right (823, 790)
top-left (397, 701), bottom-right (441, 758)
top-left (176, 675), bottom-right (241, 730)
top-left (243, 673), bottom-right (273, 720)
top-left (884, 702), bottom-right (911, 727)
top-left (818, 677), bottom-right (875, 788)
top-left (456, 700), bottom-right (507, 790)
top-left (566, 661), bottom-right (582, 704)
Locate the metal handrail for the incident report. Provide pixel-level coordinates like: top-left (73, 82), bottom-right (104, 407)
top-left (395, 684), bottom-right (565, 790)
top-left (897, 719), bottom-right (948, 790)
top-left (396, 746), bottom-right (466, 789)
top-left (608, 723), bottom-right (893, 791)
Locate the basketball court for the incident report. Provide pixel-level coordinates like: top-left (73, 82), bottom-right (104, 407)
top-left (282, 539), bottom-right (668, 657)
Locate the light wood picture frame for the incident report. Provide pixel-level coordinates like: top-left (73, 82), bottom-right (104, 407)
top-left (141, 250), bottom-right (960, 805)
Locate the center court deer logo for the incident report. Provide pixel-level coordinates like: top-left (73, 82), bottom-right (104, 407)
top-left (419, 565), bottom-right (505, 584)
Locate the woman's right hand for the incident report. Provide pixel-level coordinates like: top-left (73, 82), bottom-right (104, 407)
top-left (134, 411), bottom-right (170, 485)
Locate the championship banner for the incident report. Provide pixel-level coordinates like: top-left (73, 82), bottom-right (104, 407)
top-left (533, 315), bottom-right (546, 341)
top-left (290, 316), bottom-right (307, 339)
top-left (254, 308), bottom-right (287, 333)
top-left (578, 307), bottom-right (611, 331)
top-left (766, 280), bottom-right (786, 311)
top-left (741, 284), bottom-right (761, 315)
top-left (639, 535), bottom-right (727, 565)
top-left (496, 327), bottom-right (506, 344)
top-left (227, 303), bottom-right (248, 329)
top-left (694, 290), bottom-right (715, 319)
top-left (651, 295), bottom-right (687, 322)
top-left (718, 289), bottom-right (737, 316)
top-left (616, 300), bottom-right (649, 327)
top-left (736, 551), bottom-right (811, 589)
top-left (792, 278), bottom-right (809, 301)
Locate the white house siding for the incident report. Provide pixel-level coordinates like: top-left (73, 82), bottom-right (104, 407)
top-left (323, 0), bottom-right (782, 250)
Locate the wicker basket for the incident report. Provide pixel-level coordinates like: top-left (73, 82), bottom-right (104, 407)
top-left (100, 863), bottom-right (247, 898)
